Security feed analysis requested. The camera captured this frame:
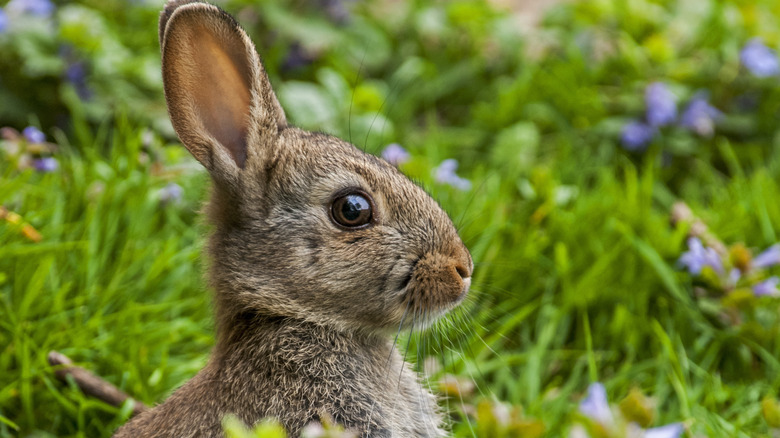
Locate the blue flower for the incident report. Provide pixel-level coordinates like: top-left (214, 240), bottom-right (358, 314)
top-left (679, 237), bottom-right (723, 275)
top-left (65, 62), bottom-right (92, 101)
top-left (644, 423), bottom-right (684, 438)
top-left (753, 244), bottom-right (780, 269)
top-left (434, 159), bottom-right (471, 191)
top-left (753, 277), bottom-right (779, 297)
top-left (579, 383), bottom-right (613, 425)
top-left (728, 268), bottom-right (742, 288)
top-left (578, 383), bottom-right (684, 437)
top-left (0, 8), bottom-right (8, 33)
top-left (22, 126), bottom-right (45, 143)
top-left (322, 0), bottom-right (351, 24)
top-left (645, 82), bottom-right (677, 128)
top-left (620, 121), bottom-right (655, 151)
top-left (32, 157), bottom-right (58, 173)
top-left (65, 61), bottom-right (85, 83)
top-left (740, 39), bottom-right (780, 78)
top-left (7, 0), bottom-right (55, 17)
top-left (578, 384), bottom-right (685, 438)
top-left (381, 143), bottom-right (410, 166)
top-left (281, 43), bottom-right (315, 72)
top-left (680, 94), bottom-right (722, 138)
top-left (158, 182), bottom-right (184, 204)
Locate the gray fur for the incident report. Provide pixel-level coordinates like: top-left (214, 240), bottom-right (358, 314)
top-left (113, 1), bottom-right (472, 437)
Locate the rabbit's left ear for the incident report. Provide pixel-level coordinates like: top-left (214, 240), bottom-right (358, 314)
top-left (159, 0), bottom-right (286, 178)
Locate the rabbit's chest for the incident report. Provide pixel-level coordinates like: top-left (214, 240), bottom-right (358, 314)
top-left (225, 342), bottom-right (446, 437)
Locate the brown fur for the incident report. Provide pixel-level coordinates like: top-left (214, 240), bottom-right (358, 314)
top-left (113, 1), bottom-right (472, 437)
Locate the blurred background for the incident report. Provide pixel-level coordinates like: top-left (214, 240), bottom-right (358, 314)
top-left (2, 0), bottom-right (780, 437)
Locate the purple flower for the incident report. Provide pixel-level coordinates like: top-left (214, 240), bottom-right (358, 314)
top-left (0, 8), bottom-right (8, 33)
top-left (322, 0), bottom-right (351, 25)
top-left (579, 383), bottom-right (613, 425)
top-left (281, 42), bottom-right (316, 72)
top-left (620, 121), bottom-right (655, 151)
top-left (680, 94), bottom-right (722, 138)
top-left (740, 39), bottom-right (780, 78)
top-left (23, 126), bottom-right (45, 143)
top-left (645, 82), bottom-right (677, 127)
top-left (679, 237), bottom-right (723, 275)
top-left (381, 143), bottom-right (410, 166)
top-left (753, 244), bottom-right (780, 269)
top-left (65, 61), bottom-right (92, 101)
top-left (578, 383), bottom-right (684, 437)
top-left (6, 0), bottom-right (55, 17)
top-left (753, 277), bottom-right (779, 297)
top-left (434, 159), bottom-right (471, 191)
top-left (158, 182), bottom-right (184, 203)
top-left (32, 157), bottom-right (58, 173)
top-left (728, 268), bottom-right (742, 288)
top-left (644, 423), bottom-right (684, 438)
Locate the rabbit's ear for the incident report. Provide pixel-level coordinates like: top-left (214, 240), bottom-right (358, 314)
top-left (159, 0), bottom-right (286, 178)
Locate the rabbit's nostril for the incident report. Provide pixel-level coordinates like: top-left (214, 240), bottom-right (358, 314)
top-left (454, 264), bottom-right (469, 280)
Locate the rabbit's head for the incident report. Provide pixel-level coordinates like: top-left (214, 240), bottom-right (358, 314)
top-left (160, 0), bottom-right (472, 334)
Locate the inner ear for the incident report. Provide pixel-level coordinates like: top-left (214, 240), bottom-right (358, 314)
top-left (184, 24), bottom-right (251, 167)
top-left (161, 2), bottom-right (287, 174)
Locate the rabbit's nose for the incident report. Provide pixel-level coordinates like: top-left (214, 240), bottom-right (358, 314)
top-left (442, 261), bottom-right (468, 288)
top-left (408, 251), bottom-right (469, 303)
top-left (443, 247), bottom-right (473, 300)
top-left (451, 244), bottom-right (473, 282)
top-left (450, 261), bottom-right (471, 299)
top-left (454, 263), bottom-right (469, 281)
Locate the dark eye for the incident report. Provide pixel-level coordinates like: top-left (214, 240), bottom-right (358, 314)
top-left (330, 192), bottom-right (373, 228)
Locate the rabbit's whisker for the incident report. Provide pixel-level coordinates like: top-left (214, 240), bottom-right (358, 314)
top-left (452, 316), bottom-right (495, 400)
top-left (348, 52), bottom-right (367, 148)
top-left (396, 308), bottom-right (417, 390)
top-left (387, 298), bottom-right (412, 368)
top-left (454, 174), bottom-right (490, 232)
top-left (447, 345), bottom-right (478, 438)
top-left (418, 308), bottom-right (438, 437)
top-left (434, 315), bottom-right (479, 438)
top-left (363, 77), bottom-right (401, 151)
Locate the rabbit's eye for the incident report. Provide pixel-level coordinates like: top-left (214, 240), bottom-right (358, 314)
top-left (330, 192), bottom-right (373, 229)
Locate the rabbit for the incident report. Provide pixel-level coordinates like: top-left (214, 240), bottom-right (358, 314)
top-left (113, 1), bottom-right (473, 437)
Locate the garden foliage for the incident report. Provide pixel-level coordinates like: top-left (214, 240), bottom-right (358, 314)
top-left (2, 0), bottom-right (780, 436)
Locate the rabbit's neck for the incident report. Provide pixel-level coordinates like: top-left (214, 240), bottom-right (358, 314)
top-left (212, 309), bottom-right (392, 367)
top-left (205, 309), bottom-right (444, 436)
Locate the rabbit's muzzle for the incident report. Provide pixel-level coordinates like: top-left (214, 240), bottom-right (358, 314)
top-left (403, 246), bottom-right (472, 317)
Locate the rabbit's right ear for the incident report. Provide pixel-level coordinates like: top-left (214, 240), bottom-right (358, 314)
top-left (159, 0), bottom-right (287, 181)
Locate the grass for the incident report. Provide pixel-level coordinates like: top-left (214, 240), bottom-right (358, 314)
top-left (2, 113), bottom-right (779, 437)
top-left (0, 118), bottom-right (212, 435)
top-left (2, 0), bottom-right (780, 437)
